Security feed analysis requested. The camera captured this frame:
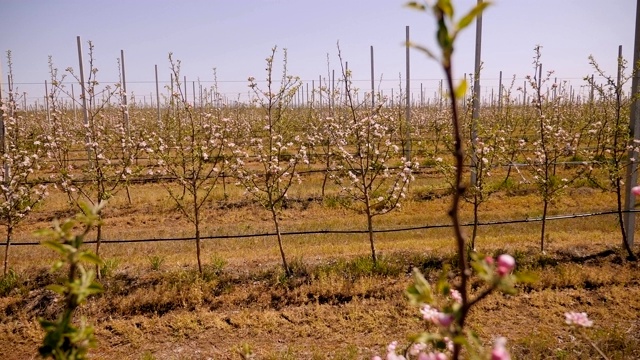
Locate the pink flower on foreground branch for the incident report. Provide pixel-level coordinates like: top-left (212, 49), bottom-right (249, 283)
top-left (632, 186), bottom-right (640, 196)
top-left (496, 254), bottom-right (516, 276)
top-left (417, 352), bottom-right (447, 360)
top-left (491, 337), bottom-right (511, 360)
top-left (449, 289), bottom-right (462, 304)
top-left (564, 312), bottom-right (593, 327)
top-left (420, 305), bottom-right (453, 327)
top-left (371, 341), bottom-right (448, 360)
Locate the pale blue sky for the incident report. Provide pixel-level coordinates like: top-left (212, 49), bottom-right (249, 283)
top-left (0, 0), bottom-right (635, 104)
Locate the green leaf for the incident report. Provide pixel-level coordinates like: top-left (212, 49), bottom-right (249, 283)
top-left (407, 41), bottom-right (438, 60)
top-left (455, 79), bottom-right (468, 99)
top-left (498, 283), bottom-right (518, 295)
top-left (38, 318), bottom-right (57, 329)
top-left (410, 331), bottom-right (442, 346)
top-left (60, 219), bottom-right (75, 234)
top-left (41, 240), bottom-right (65, 254)
top-left (436, 20), bottom-right (451, 51)
top-left (61, 244), bottom-right (77, 254)
top-left (406, 1), bottom-right (426, 11)
top-left (435, 266), bottom-right (450, 295)
top-left (46, 284), bottom-right (67, 295)
top-left (437, 0), bottom-right (454, 18)
top-left (457, 1), bottom-right (491, 31)
top-left (515, 271), bottom-right (538, 284)
top-left (51, 260), bottom-right (64, 272)
top-left (87, 282), bottom-right (104, 293)
top-left (35, 228), bottom-right (56, 238)
top-left (406, 268), bottom-right (433, 305)
top-left (470, 255), bottom-right (489, 277)
top-left (79, 252), bottom-right (103, 266)
top-left (78, 202), bottom-right (93, 217)
top-left (452, 334), bottom-right (468, 346)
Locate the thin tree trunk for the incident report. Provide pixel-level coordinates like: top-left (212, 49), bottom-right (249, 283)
top-left (540, 199), bottom-right (548, 253)
top-left (125, 184), bottom-right (132, 205)
top-left (195, 198), bottom-right (203, 275)
top-left (271, 208), bottom-right (290, 276)
top-left (195, 226), bottom-right (202, 275)
top-left (95, 222), bottom-right (102, 279)
top-left (367, 211), bottom-right (377, 265)
top-left (3, 226), bottom-right (12, 276)
top-left (321, 171), bottom-right (329, 199)
top-left (617, 179), bottom-right (637, 260)
top-left (471, 199), bottom-right (479, 250)
top-left (222, 173), bottom-right (228, 201)
top-left (501, 154), bottom-right (515, 187)
top-left (321, 145), bottom-right (331, 199)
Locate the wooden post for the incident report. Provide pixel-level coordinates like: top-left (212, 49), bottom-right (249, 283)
top-left (76, 36), bottom-right (92, 165)
top-left (184, 76), bottom-right (187, 101)
top-left (498, 70), bottom-right (503, 112)
top-left (537, 63), bottom-right (543, 92)
top-left (331, 69), bottom-right (335, 109)
top-left (471, 0), bottom-right (483, 187)
top-left (405, 26), bottom-right (412, 161)
top-left (0, 56), bottom-right (5, 160)
top-left (120, 50), bottom-right (130, 136)
top-left (370, 45), bottom-right (375, 109)
top-left (344, 62), bottom-right (348, 105)
top-left (44, 81), bottom-right (51, 126)
top-left (319, 75), bottom-right (322, 109)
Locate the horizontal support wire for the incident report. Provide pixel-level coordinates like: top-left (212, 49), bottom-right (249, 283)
top-left (4, 209), bottom-right (638, 246)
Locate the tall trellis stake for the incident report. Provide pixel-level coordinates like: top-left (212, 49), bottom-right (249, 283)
top-left (405, 25), bottom-right (412, 161)
top-left (120, 50), bottom-right (130, 137)
top-left (470, 0), bottom-right (483, 187)
top-left (76, 36), bottom-right (92, 167)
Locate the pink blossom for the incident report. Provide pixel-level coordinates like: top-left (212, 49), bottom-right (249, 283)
top-left (443, 337), bottom-right (454, 352)
top-left (632, 186), bottom-right (640, 196)
top-left (409, 343), bottom-right (427, 356)
top-left (375, 341), bottom-right (406, 360)
top-left (485, 256), bottom-right (494, 265)
top-left (420, 305), bottom-right (440, 322)
top-left (417, 352), bottom-right (448, 360)
top-left (449, 289), bottom-right (462, 304)
top-left (496, 254), bottom-right (515, 276)
top-left (436, 313), bottom-right (454, 327)
top-left (420, 305), bottom-right (453, 327)
top-left (564, 312), bottom-right (593, 327)
top-left (491, 337), bottom-right (511, 360)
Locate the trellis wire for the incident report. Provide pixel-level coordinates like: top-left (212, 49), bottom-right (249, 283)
top-left (3, 209), bottom-right (636, 246)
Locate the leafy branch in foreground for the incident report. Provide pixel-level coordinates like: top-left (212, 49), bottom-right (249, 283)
top-left (372, 1), bottom-right (528, 359)
top-left (37, 202), bottom-right (105, 360)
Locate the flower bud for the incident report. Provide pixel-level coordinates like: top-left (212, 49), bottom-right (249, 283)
top-left (496, 254), bottom-right (515, 276)
top-left (491, 337), bottom-right (511, 360)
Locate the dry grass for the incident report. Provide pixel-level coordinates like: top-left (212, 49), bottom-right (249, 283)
top-left (1, 173), bottom-right (639, 359)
